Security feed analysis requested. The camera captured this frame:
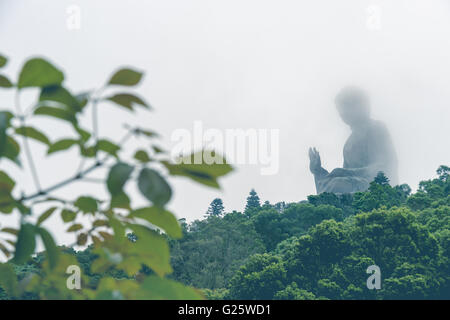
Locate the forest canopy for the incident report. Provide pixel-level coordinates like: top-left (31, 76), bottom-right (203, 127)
top-left (2, 166), bottom-right (448, 300)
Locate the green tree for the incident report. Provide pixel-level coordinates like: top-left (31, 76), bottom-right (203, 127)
top-left (205, 198), bottom-right (224, 217)
top-left (244, 189), bottom-right (261, 214)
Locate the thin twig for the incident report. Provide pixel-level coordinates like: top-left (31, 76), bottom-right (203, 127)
top-left (15, 91), bottom-right (41, 192)
top-left (20, 129), bottom-right (134, 202)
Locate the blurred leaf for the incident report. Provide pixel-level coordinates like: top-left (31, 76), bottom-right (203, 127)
top-left (4, 136), bottom-right (21, 166)
top-left (1, 227), bottom-right (18, 235)
top-left (67, 224), bottom-right (83, 232)
top-left (0, 242), bottom-right (10, 258)
top-left (106, 93), bottom-right (149, 111)
top-left (37, 207), bottom-right (57, 226)
top-left (80, 145), bottom-right (96, 158)
top-left (0, 263), bottom-right (18, 297)
top-left (163, 151), bottom-right (233, 189)
top-left (48, 138), bottom-right (79, 154)
top-left (12, 223), bottom-right (36, 264)
top-left (74, 196), bottom-right (98, 214)
top-left (39, 85), bottom-right (82, 113)
top-left (0, 193), bottom-right (15, 214)
top-left (97, 139), bottom-right (120, 157)
top-left (0, 55), bottom-right (7, 68)
top-left (74, 126), bottom-right (91, 143)
top-left (110, 191), bottom-right (131, 209)
top-left (15, 126), bottom-right (50, 145)
top-left (131, 207), bottom-right (182, 239)
top-left (0, 171), bottom-right (15, 192)
top-left (107, 162), bottom-right (133, 196)
top-left (127, 224), bottom-right (172, 277)
top-left (75, 91), bottom-right (91, 108)
top-left (134, 128), bottom-right (158, 138)
top-left (36, 227), bottom-right (59, 269)
top-left (18, 57), bottom-right (64, 89)
top-left (134, 150), bottom-right (151, 163)
top-left (108, 68), bottom-right (143, 86)
top-left (0, 75), bottom-right (13, 88)
top-left (77, 233), bottom-right (88, 246)
top-left (93, 219), bottom-right (109, 227)
top-left (0, 111), bottom-right (10, 157)
top-left (137, 275), bottom-right (203, 300)
top-left (152, 145), bottom-right (165, 154)
top-left (61, 209), bottom-right (77, 223)
top-left (34, 106), bottom-right (77, 124)
top-left (138, 168), bottom-right (172, 207)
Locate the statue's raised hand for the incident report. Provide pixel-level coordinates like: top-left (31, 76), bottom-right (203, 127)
top-left (309, 147), bottom-right (322, 174)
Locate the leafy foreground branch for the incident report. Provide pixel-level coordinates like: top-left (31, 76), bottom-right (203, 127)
top-left (0, 54), bottom-right (232, 299)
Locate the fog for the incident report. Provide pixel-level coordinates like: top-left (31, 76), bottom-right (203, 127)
top-left (0, 0), bottom-right (449, 246)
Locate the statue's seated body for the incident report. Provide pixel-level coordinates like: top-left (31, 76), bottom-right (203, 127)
top-left (309, 87), bottom-right (398, 194)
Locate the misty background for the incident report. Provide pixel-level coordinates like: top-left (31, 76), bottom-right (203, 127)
top-left (0, 0), bottom-right (449, 246)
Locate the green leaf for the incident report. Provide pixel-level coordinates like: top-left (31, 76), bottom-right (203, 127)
top-left (107, 162), bottom-right (134, 196)
top-left (4, 136), bottom-right (21, 166)
top-left (37, 207), bottom-right (57, 226)
top-left (128, 224), bottom-right (172, 276)
top-left (36, 227), bottom-right (59, 269)
top-left (15, 126), bottom-right (50, 145)
top-left (48, 138), bottom-right (79, 154)
top-left (0, 193), bottom-right (16, 214)
top-left (0, 263), bottom-right (18, 297)
top-left (0, 170), bottom-right (15, 192)
top-left (61, 209), bottom-right (77, 223)
top-left (137, 168), bottom-right (172, 207)
top-left (0, 242), bottom-right (10, 258)
top-left (135, 128), bottom-right (159, 138)
top-left (0, 55), bottom-right (7, 68)
top-left (12, 223), bottom-right (36, 264)
top-left (74, 196), bottom-right (98, 214)
top-left (131, 207), bottom-right (182, 239)
top-left (0, 112), bottom-right (10, 158)
top-left (67, 224), bottom-right (83, 232)
top-left (77, 233), bottom-right (88, 245)
top-left (92, 220), bottom-right (109, 227)
top-left (163, 151), bottom-right (233, 189)
top-left (96, 139), bottom-right (120, 157)
top-left (152, 145), bottom-right (164, 154)
top-left (34, 106), bottom-right (77, 124)
top-left (80, 145), bottom-right (96, 158)
top-left (134, 150), bottom-right (151, 163)
top-left (18, 57), bottom-right (64, 89)
top-left (74, 126), bottom-right (91, 143)
top-left (137, 275), bottom-right (203, 300)
top-left (108, 68), bottom-right (143, 86)
top-left (39, 85), bottom-right (82, 113)
top-left (0, 75), bottom-right (13, 88)
top-left (106, 93), bottom-right (149, 111)
top-left (110, 191), bottom-right (131, 209)
top-left (75, 91), bottom-right (91, 109)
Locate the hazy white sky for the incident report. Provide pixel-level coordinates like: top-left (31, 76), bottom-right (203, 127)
top-left (1, 0), bottom-right (449, 246)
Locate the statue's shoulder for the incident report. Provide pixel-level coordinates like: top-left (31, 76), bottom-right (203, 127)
top-left (369, 119), bottom-right (389, 133)
top-left (369, 120), bottom-right (392, 141)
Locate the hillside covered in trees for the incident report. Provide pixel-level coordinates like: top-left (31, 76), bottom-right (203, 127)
top-left (1, 166), bottom-right (449, 300)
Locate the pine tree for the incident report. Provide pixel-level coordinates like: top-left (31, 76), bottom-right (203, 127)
top-left (374, 171), bottom-right (390, 186)
top-left (206, 198), bottom-right (225, 217)
top-left (245, 189), bottom-right (261, 213)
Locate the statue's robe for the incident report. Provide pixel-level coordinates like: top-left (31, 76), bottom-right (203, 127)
top-left (314, 120), bottom-right (398, 194)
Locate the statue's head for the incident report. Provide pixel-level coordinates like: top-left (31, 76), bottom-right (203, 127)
top-left (335, 86), bottom-right (370, 126)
